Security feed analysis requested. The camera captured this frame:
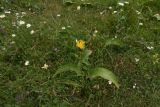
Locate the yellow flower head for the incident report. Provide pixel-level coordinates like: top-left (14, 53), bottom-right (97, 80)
top-left (76, 39), bottom-right (85, 49)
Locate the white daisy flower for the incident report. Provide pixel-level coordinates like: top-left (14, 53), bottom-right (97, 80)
top-left (77, 6), bottom-right (81, 10)
top-left (108, 80), bottom-right (112, 85)
top-left (139, 23), bottom-right (143, 26)
top-left (41, 63), bottom-right (49, 69)
top-left (57, 14), bottom-right (61, 17)
top-left (136, 10), bottom-right (141, 15)
top-left (61, 27), bottom-right (66, 30)
top-left (25, 60), bottom-right (29, 66)
top-left (118, 2), bottom-right (124, 6)
top-left (147, 46), bottom-right (154, 50)
top-left (26, 23), bottom-right (31, 28)
top-left (135, 58), bottom-right (139, 62)
top-left (0, 14), bottom-right (5, 18)
top-left (10, 41), bottom-right (15, 44)
top-left (4, 10), bottom-right (11, 14)
top-left (22, 12), bottom-right (26, 15)
top-left (17, 20), bottom-right (25, 26)
top-left (30, 30), bottom-right (35, 34)
top-left (124, 1), bottom-right (129, 4)
top-left (12, 34), bottom-right (16, 37)
top-left (109, 6), bottom-right (113, 10)
top-left (94, 30), bottom-right (98, 34)
top-left (113, 11), bottom-right (117, 14)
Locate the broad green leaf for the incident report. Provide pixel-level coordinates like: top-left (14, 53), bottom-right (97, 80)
top-left (105, 39), bottom-right (124, 47)
top-left (88, 67), bottom-right (120, 88)
top-left (53, 64), bottom-right (82, 77)
top-left (81, 49), bottom-right (92, 65)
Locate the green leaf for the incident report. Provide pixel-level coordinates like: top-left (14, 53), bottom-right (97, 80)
top-left (53, 64), bottom-right (82, 77)
top-left (88, 67), bottom-right (120, 88)
top-left (105, 39), bottom-right (124, 47)
top-left (81, 49), bottom-right (92, 65)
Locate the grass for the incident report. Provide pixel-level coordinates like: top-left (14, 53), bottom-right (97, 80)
top-left (0, 0), bottom-right (160, 106)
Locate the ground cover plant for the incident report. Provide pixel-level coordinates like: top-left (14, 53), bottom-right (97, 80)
top-left (0, 0), bottom-right (160, 107)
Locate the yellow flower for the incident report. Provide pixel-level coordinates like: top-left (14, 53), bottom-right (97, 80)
top-left (76, 39), bottom-right (85, 49)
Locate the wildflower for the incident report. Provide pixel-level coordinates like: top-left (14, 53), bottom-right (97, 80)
top-left (108, 80), bottom-right (112, 85)
top-left (118, 2), bottom-right (124, 6)
top-left (124, 1), bottom-right (129, 4)
top-left (12, 34), bottom-right (16, 37)
top-left (61, 27), bottom-right (66, 30)
top-left (10, 41), bottom-right (15, 44)
top-left (76, 39), bottom-right (85, 49)
top-left (4, 10), bottom-right (11, 14)
top-left (30, 30), bottom-right (35, 34)
top-left (136, 10), bottom-right (141, 15)
top-left (22, 12), bottom-right (26, 15)
top-left (113, 11), bottom-right (117, 14)
top-left (139, 23), bottom-right (143, 26)
top-left (147, 46), bottom-right (154, 50)
top-left (26, 23), bottom-right (31, 28)
top-left (109, 6), bottom-right (113, 10)
top-left (17, 20), bottom-right (25, 26)
top-left (77, 6), bottom-right (81, 10)
top-left (133, 83), bottom-right (136, 89)
top-left (41, 63), bottom-right (49, 69)
top-left (25, 60), bottom-right (29, 66)
top-left (0, 14), bottom-right (5, 18)
top-left (57, 14), bottom-right (61, 17)
top-left (135, 58), bottom-right (139, 62)
top-left (100, 12), bottom-right (103, 15)
top-left (94, 30), bottom-right (98, 34)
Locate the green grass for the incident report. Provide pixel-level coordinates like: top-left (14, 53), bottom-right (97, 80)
top-left (0, 0), bottom-right (160, 106)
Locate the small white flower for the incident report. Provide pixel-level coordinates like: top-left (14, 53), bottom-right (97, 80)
top-left (133, 85), bottom-right (136, 89)
top-left (10, 41), bottom-right (15, 44)
top-left (108, 80), bottom-right (112, 85)
top-left (67, 25), bottom-right (71, 28)
top-left (57, 14), bottom-right (61, 17)
top-left (100, 12), bottom-right (103, 15)
top-left (139, 23), bottom-right (143, 26)
top-left (25, 60), bottom-right (29, 66)
top-left (115, 36), bottom-right (117, 38)
top-left (22, 12), bottom-right (26, 15)
top-left (147, 46), bottom-right (154, 50)
top-left (4, 10), bottom-right (11, 14)
top-left (30, 30), bottom-right (35, 34)
top-left (124, 1), bottom-right (129, 4)
top-left (12, 34), bottom-right (16, 37)
top-left (109, 6), bottom-right (113, 10)
top-left (16, 13), bottom-right (19, 16)
top-left (61, 27), bottom-right (66, 30)
top-left (133, 83), bottom-right (136, 89)
top-left (118, 2), bottom-right (124, 6)
top-left (94, 30), bottom-right (98, 34)
top-left (136, 10), bottom-right (141, 15)
top-left (113, 11), bottom-right (117, 14)
top-left (77, 6), bottom-right (81, 10)
top-left (0, 14), bottom-right (5, 18)
top-left (26, 23), bottom-right (31, 28)
top-left (135, 58), bottom-right (139, 62)
top-left (17, 20), bottom-right (25, 26)
top-left (41, 63), bottom-right (49, 69)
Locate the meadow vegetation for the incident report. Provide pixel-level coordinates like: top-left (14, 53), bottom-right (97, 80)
top-left (0, 0), bottom-right (160, 106)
